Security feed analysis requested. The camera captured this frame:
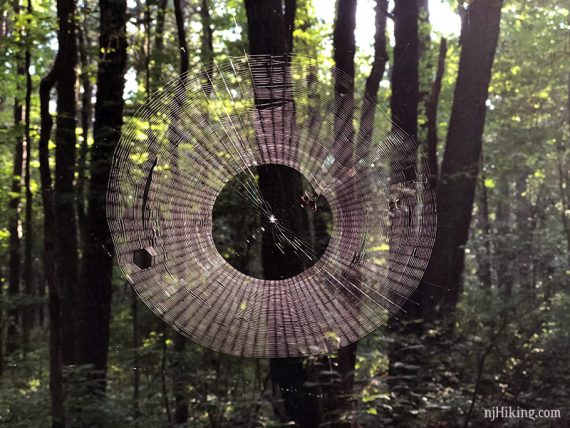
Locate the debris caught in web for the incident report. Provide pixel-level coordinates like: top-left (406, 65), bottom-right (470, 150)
top-left (107, 54), bottom-right (437, 358)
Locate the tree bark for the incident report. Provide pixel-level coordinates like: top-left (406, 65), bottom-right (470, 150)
top-left (151, 0), bottom-right (168, 90)
top-left (200, 0), bottom-right (213, 63)
top-left (54, 0), bottom-right (79, 366)
top-left (331, 1), bottom-right (360, 426)
top-left (476, 155), bottom-right (493, 289)
top-left (425, 37), bottom-right (447, 184)
top-left (160, 324), bottom-right (173, 425)
top-left (417, 0), bottom-right (431, 115)
top-left (7, 0), bottom-right (25, 354)
top-left (557, 141), bottom-right (570, 263)
top-left (391, 0), bottom-right (419, 142)
top-left (131, 288), bottom-right (140, 424)
top-left (245, 0), bottom-right (288, 55)
top-left (358, 0), bottom-right (388, 151)
top-left (423, 0), bottom-right (503, 317)
top-left (39, 46), bottom-right (65, 428)
top-left (0, 265), bottom-right (4, 375)
top-left (495, 178), bottom-right (512, 296)
top-left (559, 75), bottom-right (570, 263)
top-left (172, 332), bottom-right (188, 424)
top-left (76, 0), bottom-right (127, 390)
top-left (388, 5), bottom-right (420, 330)
top-left (284, 0), bottom-right (296, 51)
top-left (173, 0), bottom-right (189, 76)
top-left (245, 1), bottom-right (322, 426)
top-left (76, 16), bottom-right (92, 247)
top-left (333, 0), bottom-right (357, 153)
top-left (22, 0), bottom-right (34, 350)
top-left (171, 1), bottom-right (191, 422)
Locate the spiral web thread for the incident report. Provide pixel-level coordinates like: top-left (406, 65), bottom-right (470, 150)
top-left (107, 54), bottom-right (437, 358)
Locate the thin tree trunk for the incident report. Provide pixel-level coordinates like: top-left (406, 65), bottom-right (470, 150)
top-left (171, 1), bottom-right (191, 422)
top-left (358, 0), bottom-right (388, 151)
top-left (7, 0), bottom-right (25, 354)
top-left (514, 173), bottom-right (533, 290)
top-left (495, 178), bottom-right (512, 296)
top-left (333, 0), bottom-right (357, 151)
top-left (160, 324), bottom-right (173, 425)
top-left (173, 0), bottom-right (189, 76)
top-left (200, 0), bottom-right (213, 63)
top-left (417, 0), bottom-right (431, 132)
top-left (423, 0), bottom-right (503, 316)
top-left (76, 17), bottom-right (92, 246)
top-left (76, 0), bottom-right (127, 391)
top-left (556, 141), bottom-right (570, 264)
top-left (0, 265), bottom-right (4, 375)
top-left (131, 288), bottom-right (140, 424)
top-left (22, 0), bottom-right (34, 350)
top-left (331, 1), bottom-right (359, 425)
top-left (560, 73), bottom-right (570, 262)
top-left (39, 49), bottom-right (65, 428)
top-left (199, 0), bottom-right (213, 99)
top-left (172, 332), bottom-right (188, 424)
top-left (151, 0), bottom-right (168, 90)
top-left (476, 154), bottom-right (493, 289)
top-left (54, 0), bottom-right (79, 366)
top-left (426, 37), bottom-right (447, 184)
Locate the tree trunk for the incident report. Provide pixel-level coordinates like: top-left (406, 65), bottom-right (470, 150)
top-left (333, 0), bottom-right (357, 152)
top-left (557, 141), bottom-right (570, 263)
top-left (54, 0), bottom-right (79, 366)
top-left (331, 1), bottom-right (360, 426)
top-left (7, 0), bottom-right (25, 354)
top-left (76, 16), bottom-right (92, 247)
top-left (245, 0), bottom-right (288, 55)
top-left (425, 37), bottom-right (447, 184)
top-left (0, 265), bottom-right (4, 375)
top-left (131, 288), bottom-right (140, 424)
top-left (151, 0), bottom-right (168, 90)
top-left (423, 0), bottom-right (503, 317)
top-left (22, 0), bottom-right (34, 350)
top-left (388, 0), bottom-right (420, 325)
top-left (173, 0), bottom-right (189, 76)
top-left (160, 324), bottom-right (173, 425)
top-left (171, 1), bottom-right (192, 423)
top-left (559, 74), bottom-right (570, 263)
top-left (284, 0), bottom-right (296, 51)
top-left (76, 0), bottom-right (127, 391)
top-left (39, 49), bottom-right (65, 428)
top-left (391, 0), bottom-right (419, 142)
top-left (495, 178), bottom-right (512, 296)
top-left (144, 2), bottom-right (151, 95)
top-left (200, 0), bottom-right (213, 63)
top-left (245, 1), bottom-right (322, 426)
top-left (358, 0), bottom-right (388, 151)
top-left (417, 0), bottom-right (431, 129)
top-left (172, 333), bottom-right (188, 424)
top-left (476, 155), bottom-right (493, 289)
top-left (388, 6), bottom-right (420, 333)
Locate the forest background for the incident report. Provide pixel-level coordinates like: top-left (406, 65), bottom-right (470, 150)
top-left (0, 0), bottom-right (569, 426)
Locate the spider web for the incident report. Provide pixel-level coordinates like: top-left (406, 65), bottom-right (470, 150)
top-left (107, 54), bottom-right (437, 358)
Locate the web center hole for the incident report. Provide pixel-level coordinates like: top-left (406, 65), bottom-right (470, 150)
top-left (212, 164), bottom-right (333, 280)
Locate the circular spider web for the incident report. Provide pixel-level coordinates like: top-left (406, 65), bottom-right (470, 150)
top-left (107, 54), bottom-right (437, 358)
